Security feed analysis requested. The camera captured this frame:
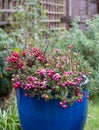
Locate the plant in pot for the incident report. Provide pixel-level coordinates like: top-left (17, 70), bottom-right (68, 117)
top-left (5, 1), bottom-right (92, 130)
top-left (6, 43), bottom-right (91, 130)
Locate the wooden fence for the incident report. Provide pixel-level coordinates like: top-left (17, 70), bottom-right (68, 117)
top-left (69, 0), bottom-right (97, 29)
top-left (0, 0), bottom-right (23, 26)
top-left (0, 0), bottom-right (98, 30)
top-left (40, 0), bottom-right (67, 31)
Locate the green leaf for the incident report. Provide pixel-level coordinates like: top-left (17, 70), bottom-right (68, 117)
top-left (13, 48), bottom-right (23, 54)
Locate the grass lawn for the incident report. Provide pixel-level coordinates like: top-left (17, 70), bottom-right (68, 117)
top-left (85, 101), bottom-right (99, 130)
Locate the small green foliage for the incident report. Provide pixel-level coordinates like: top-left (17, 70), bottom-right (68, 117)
top-left (0, 104), bottom-right (21, 130)
top-left (0, 28), bottom-right (16, 94)
top-left (6, 0), bottom-right (46, 49)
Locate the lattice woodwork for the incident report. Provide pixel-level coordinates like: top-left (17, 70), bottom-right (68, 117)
top-left (0, 0), bottom-right (66, 30)
top-left (40, 0), bottom-right (66, 31)
top-left (0, 0), bottom-right (97, 31)
top-left (0, 0), bottom-right (23, 25)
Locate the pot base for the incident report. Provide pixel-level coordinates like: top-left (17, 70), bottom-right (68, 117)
top-left (16, 88), bottom-right (88, 130)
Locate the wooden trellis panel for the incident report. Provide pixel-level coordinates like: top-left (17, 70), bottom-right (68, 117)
top-left (0, 0), bottom-right (98, 30)
top-left (0, 0), bottom-right (23, 26)
top-left (40, 0), bottom-right (66, 31)
top-left (0, 0), bottom-right (67, 30)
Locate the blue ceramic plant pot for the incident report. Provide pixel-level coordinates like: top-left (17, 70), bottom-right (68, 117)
top-left (16, 88), bottom-right (88, 130)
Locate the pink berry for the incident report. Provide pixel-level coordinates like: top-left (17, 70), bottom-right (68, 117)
top-left (59, 102), bottom-right (63, 106)
top-left (63, 100), bottom-right (66, 104)
top-left (62, 105), bottom-right (67, 108)
top-left (67, 45), bottom-right (72, 49)
top-left (45, 95), bottom-right (49, 99)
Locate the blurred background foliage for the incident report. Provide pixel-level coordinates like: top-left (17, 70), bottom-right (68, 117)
top-left (0, 29), bottom-right (16, 95)
top-left (47, 16), bottom-right (99, 100)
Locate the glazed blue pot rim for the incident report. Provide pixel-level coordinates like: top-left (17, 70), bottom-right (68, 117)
top-left (16, 87), bottom-right (88, 107)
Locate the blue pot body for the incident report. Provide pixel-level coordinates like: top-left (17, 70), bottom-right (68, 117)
top-left (16, 88), bottom-right (88, 130)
